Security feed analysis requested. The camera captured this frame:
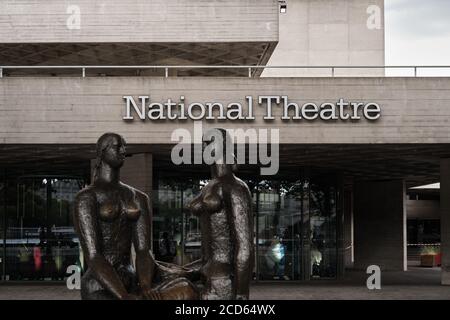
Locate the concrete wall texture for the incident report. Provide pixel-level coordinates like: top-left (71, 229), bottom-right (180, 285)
top-left (0, 0), bottom-right (278, 43)
top-left (1, 76), bottom-right (450, 144)
top-left (263, 0), bottom-right (385, 77)
top-left (354, 180), bottom-right (407, 271)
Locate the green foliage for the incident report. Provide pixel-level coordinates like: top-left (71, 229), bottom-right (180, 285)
top-left (420, 246), bottom-right (440, 255)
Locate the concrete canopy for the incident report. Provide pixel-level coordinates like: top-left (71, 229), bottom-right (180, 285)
top-left (0, 0), bottom-right (279, 77)
top-left (0, 144), bottom-right (448, 188)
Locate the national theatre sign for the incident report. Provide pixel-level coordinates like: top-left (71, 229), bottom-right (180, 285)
top-left (122, 95), bottom-right (381, 122)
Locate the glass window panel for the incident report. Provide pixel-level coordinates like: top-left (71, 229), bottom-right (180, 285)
top-left (256, 180), bottom-right (304, 281)
top-left (153, 179), bottom-right (204, 266)
top-left (0, 178), bottom-right (4, 281)
top-left (309, 180), bottom-right (337, 279)
top-left (182, 180), bottom-right (203, 265)
top-left (5, 177), bottom-right (83, 281)
top-left (153, 180), bottom-right (183, 264)
top-left (152, 172), bottom-right (340, 282)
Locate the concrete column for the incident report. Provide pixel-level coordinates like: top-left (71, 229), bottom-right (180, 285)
top-left (354, 180), bottom-right (407, 271)
top-left (120, 153), bottom-right (153, 197)
top-left (440, 159), bottom-right (450, 285)
top-left (91, 153), bottom-right (153, 197)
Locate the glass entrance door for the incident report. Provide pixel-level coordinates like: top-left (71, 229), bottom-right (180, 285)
top-left (5, 177), bottom-right (84, 281)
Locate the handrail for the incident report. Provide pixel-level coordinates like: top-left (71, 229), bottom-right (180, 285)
top-left (407, 243), bottom-right (440, 246)
top-left (1, 65), bottom-right (450, 78)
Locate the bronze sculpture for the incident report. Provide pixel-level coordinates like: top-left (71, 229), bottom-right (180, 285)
top-left (73, 133), bottom-right (198, 300)
top-left (188, 128), bottom-right (254, 300)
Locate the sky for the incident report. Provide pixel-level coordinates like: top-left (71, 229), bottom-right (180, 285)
top-left (386, 0), bottom-right (449, 187)
top-left (385, 0), bottom-right (450, 74)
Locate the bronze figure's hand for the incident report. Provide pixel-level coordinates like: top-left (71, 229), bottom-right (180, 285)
top-left (142, 288), bottom-right (163, 300)
top-left (123, 293), bottom-right (141, 300)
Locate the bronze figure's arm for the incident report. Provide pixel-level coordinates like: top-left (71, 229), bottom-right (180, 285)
top-left (188, 193), bottom-right (204, 216)
top-left (132, 191), bottom-right (161, 300)
top-left (74, 190), bottom-right (132, 300)
top-left (203, 193), bottom-right (222, 212)
top-left (229, 190), bottom-right (253, 300)
top-left (188, 189), bottom-right (221, 214)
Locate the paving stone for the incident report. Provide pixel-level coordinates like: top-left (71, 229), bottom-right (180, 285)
top-left (0, 268), bottom-right (448, 300)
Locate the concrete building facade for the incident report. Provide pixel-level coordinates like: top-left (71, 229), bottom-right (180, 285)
top-left (1, 0), bottom-right (449, 286)
top-left (263, 0), bottom-right (385, 76)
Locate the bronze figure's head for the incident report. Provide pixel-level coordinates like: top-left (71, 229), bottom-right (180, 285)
top-left (203, 128), bottom-right (238, 177)
top-left (93, 132), bottom-right (126, 181)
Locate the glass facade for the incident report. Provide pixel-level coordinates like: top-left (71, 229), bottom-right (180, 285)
top-left (0, 170), bottom-right (340, 282)
top-left (153, 173), bottom-right (340, 281)
top-left (256, 180), bottom-right (304, 280)
top-left (0, 176), bottom-right (84, 281)
top-left (309, 179), bottom-right (338, 279)
top-left (407, 219), bottom-right (440, 244)
top-left (152, 179), bottom-right (204, 265)
top-left (1, 178), bottom-right (5, 280)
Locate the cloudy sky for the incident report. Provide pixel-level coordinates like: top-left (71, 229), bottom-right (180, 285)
top-left (386, 0), bottom-right (450, 69)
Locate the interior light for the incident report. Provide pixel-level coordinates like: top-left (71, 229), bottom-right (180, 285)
top-left (279, 1), bottom-right (287, 13)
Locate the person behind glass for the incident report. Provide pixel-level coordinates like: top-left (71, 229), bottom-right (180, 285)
top-left (158, 231), bottom-right (176, 263)
top-left (73, 133), bottom-right (198, 300)
top-left (188, 128), bottom-right (254, 300)
top-left (33, 226), bottom-right (45, 280)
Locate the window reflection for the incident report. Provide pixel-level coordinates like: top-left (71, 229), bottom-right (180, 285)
top-left (309, 180), bottom-right (337, 279)
top-left (153, 175), bottom-right (339, 281)
top-left (0, 180), bottom-right (4, 280)
top-left (0, 173), bottom-right (339, 282)
top-left (153, 179), bottom-right (204, 265)
top-left (3, 177), bottom-right (84, 281)
top-left (257, 180), bottom-right (304, 280)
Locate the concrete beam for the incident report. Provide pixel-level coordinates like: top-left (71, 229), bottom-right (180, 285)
top-left (407, 200), bottom-right (440, 220)
top-left (1, 77), bottom-right (450, 144)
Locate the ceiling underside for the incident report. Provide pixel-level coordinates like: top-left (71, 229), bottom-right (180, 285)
top-left (0, 42), bottom-right (276, 77)
top-left (0, 144), bottom-right (449, 188)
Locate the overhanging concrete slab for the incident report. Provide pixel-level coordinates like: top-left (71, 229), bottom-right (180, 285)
top-left (0, 0), bottom-right (278, 44)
